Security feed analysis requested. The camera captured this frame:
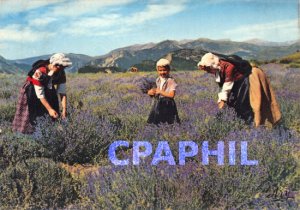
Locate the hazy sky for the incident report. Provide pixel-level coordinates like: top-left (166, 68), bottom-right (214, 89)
top-left (0, 0), bottom-right (298, 59)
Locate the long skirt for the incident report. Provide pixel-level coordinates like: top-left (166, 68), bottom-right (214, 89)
top-left (249, 67), bottom-right (281, 126)
top-left (227, 67), bottom-right (281, 126)
top-left (12, 81), bottom-right (59, 134)
top-left (227, 76), bottom-right (254, 123)
top-left (147, 97), bottom-right (180, 125)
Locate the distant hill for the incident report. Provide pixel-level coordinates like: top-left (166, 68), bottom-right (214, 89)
top-left (0, 55), bottom-right (26, 74)
top-left (64, 53), bottom-right (95, 73)
top-left (78, 66), bottom-right (121, 73)
top-left (3, 38), bottom-right (300, 74)
top-left (243, 38), bottom-right (298, 47)
top-left (167, 48), bottom-right (208, 71)
top-left (13, 54), bottom-right (51, 66)
top-left (83, 38), bottom-right (300, 72)
top-left (12, 53), bottom-right (94, 73)
top-left (277, 51), bottom-right (300, 68)
top-left (130, 60), bottom-right (156, 72)
top-left (88, 40), bottom-right (183, 72)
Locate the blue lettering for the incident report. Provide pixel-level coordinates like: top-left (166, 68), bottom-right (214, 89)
top-left (202, 141), bottom-right (224, 165)
top-left (108, 140), bottom-right (129, 165)
top-left (179, 141), bottom-right (198, 165)
top-left (229, 141), bottom-right (236, 165)
top-left (241, 141), bottom-right (258, 165)
top-left (152, 141), bottom-right (176, 165)
top-left (133, 141), bottom-right (152, 165)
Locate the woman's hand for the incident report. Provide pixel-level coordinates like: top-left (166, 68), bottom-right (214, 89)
top-left (218, 100), bottom-right (226, 109)
top-left (147, 88), bottom-right (156, 96)
top-left (157, 89), bottom-right (175, 98)
top-left (48, 109), bottom-right (59, 118)
top-left (155, 89), bottom-right (161, 95)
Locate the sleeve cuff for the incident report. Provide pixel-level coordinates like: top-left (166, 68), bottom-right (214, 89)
top-left (217, 81), bottom-right (234, 102)
top-left (218, 92), bottom-right (228, 103)
top-left (34, 85), bottom-right (45, 99)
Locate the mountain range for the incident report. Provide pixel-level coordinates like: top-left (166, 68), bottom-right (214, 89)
top-left (11, 53), bottom-right (94, 73)
top-left (1, 38), bottom-right (299, 74)
top-left (0, 55), bottom-right (27, 74)
top-left (83, 38), bottom-right (300, 72)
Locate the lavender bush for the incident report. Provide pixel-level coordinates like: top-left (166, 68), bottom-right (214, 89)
top-left (0, 64), bottom-right (299, 209)
top-left (133, 76), bottom-right (157, 94)
top-left (75, 132), bottom-right (297, 209)
top-left (33, 107), bottom-right (116, 164)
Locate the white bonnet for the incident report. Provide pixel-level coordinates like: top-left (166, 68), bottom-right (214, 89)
top-left (197, 52), bottom-right (220, 69)
top-left (50, 53), bottom-right (72, 67)
top-left (156, 58), bottom-right (170, 67)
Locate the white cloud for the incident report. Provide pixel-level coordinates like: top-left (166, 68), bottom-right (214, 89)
top-left (206, 0), bottom-right (294, 3)
top-left (50, 0), bottom-right (136, 17)
top-left (0, 0), bottom-right (63, 16)
top-left (64, 0), bottom-right (187, 36)
top-left (29, 17), bottom-right (58, 27)
top-left (0, 25), bottom-right (55, 42)
top-left (94, 27), bottom-right (132, 36)
top-left (0, 43), bottom-right (8, 50)
top-left (125, 1), bottom-right (186, 25)
top-left (76, 14), bottom-right (121, 28)
top-left (64, 14), bottom-right (122, 35)
top-left (0, 0), bottom-right (187, 40)
top-left (224, 19), bottom-right (298, 41)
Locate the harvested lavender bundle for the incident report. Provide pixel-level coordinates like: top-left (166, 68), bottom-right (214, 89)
top-left (134, 77), bottom-right (157, 94)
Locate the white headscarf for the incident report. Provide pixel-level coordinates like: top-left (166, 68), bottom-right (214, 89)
top-left (156, 58), bottom-right (170, 68)
top-left (50, 53), bottom-right (72, 67)
top-left (197, 52), bottom-right (220, 69)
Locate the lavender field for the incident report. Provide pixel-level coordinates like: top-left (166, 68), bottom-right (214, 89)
top-left (0, 63), bottom-right (299, 209)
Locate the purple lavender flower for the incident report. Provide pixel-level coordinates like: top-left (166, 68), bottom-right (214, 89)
top-left (133, 77), bottom-right (157, 94)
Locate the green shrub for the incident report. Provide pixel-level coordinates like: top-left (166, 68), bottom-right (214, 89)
top-left (0, 89), bottom-right (12, 99)
top-left (279, 58), bottom-right (291, 64)
top-left (0, 102), bottom-right (16, 122)
top-left (0, 158), bottom-right (80, 209)
top-left (0, 134), bottom-right (44, 174)
top-left (279, 99), bottom-right (300, 133)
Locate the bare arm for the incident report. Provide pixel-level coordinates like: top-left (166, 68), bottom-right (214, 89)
top-left (147, 88), bottom-right (156, 96)
top-left (34, 84), bottom-right (58, 118)
top-left (60, 93), bottom-right (67, 119)
top-left (40, 98), bottom-right (58, 118)
top-left (156, 89), bottom-right (175, 98)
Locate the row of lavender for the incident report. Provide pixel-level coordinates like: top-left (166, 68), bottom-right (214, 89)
top-left (0, 64), bottom-right (299, 209)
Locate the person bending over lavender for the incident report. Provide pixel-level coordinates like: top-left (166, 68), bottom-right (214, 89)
top-left (12, 53), bottom-right (72, 134)
top-left (197, 52), bottom-right (281, 127)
